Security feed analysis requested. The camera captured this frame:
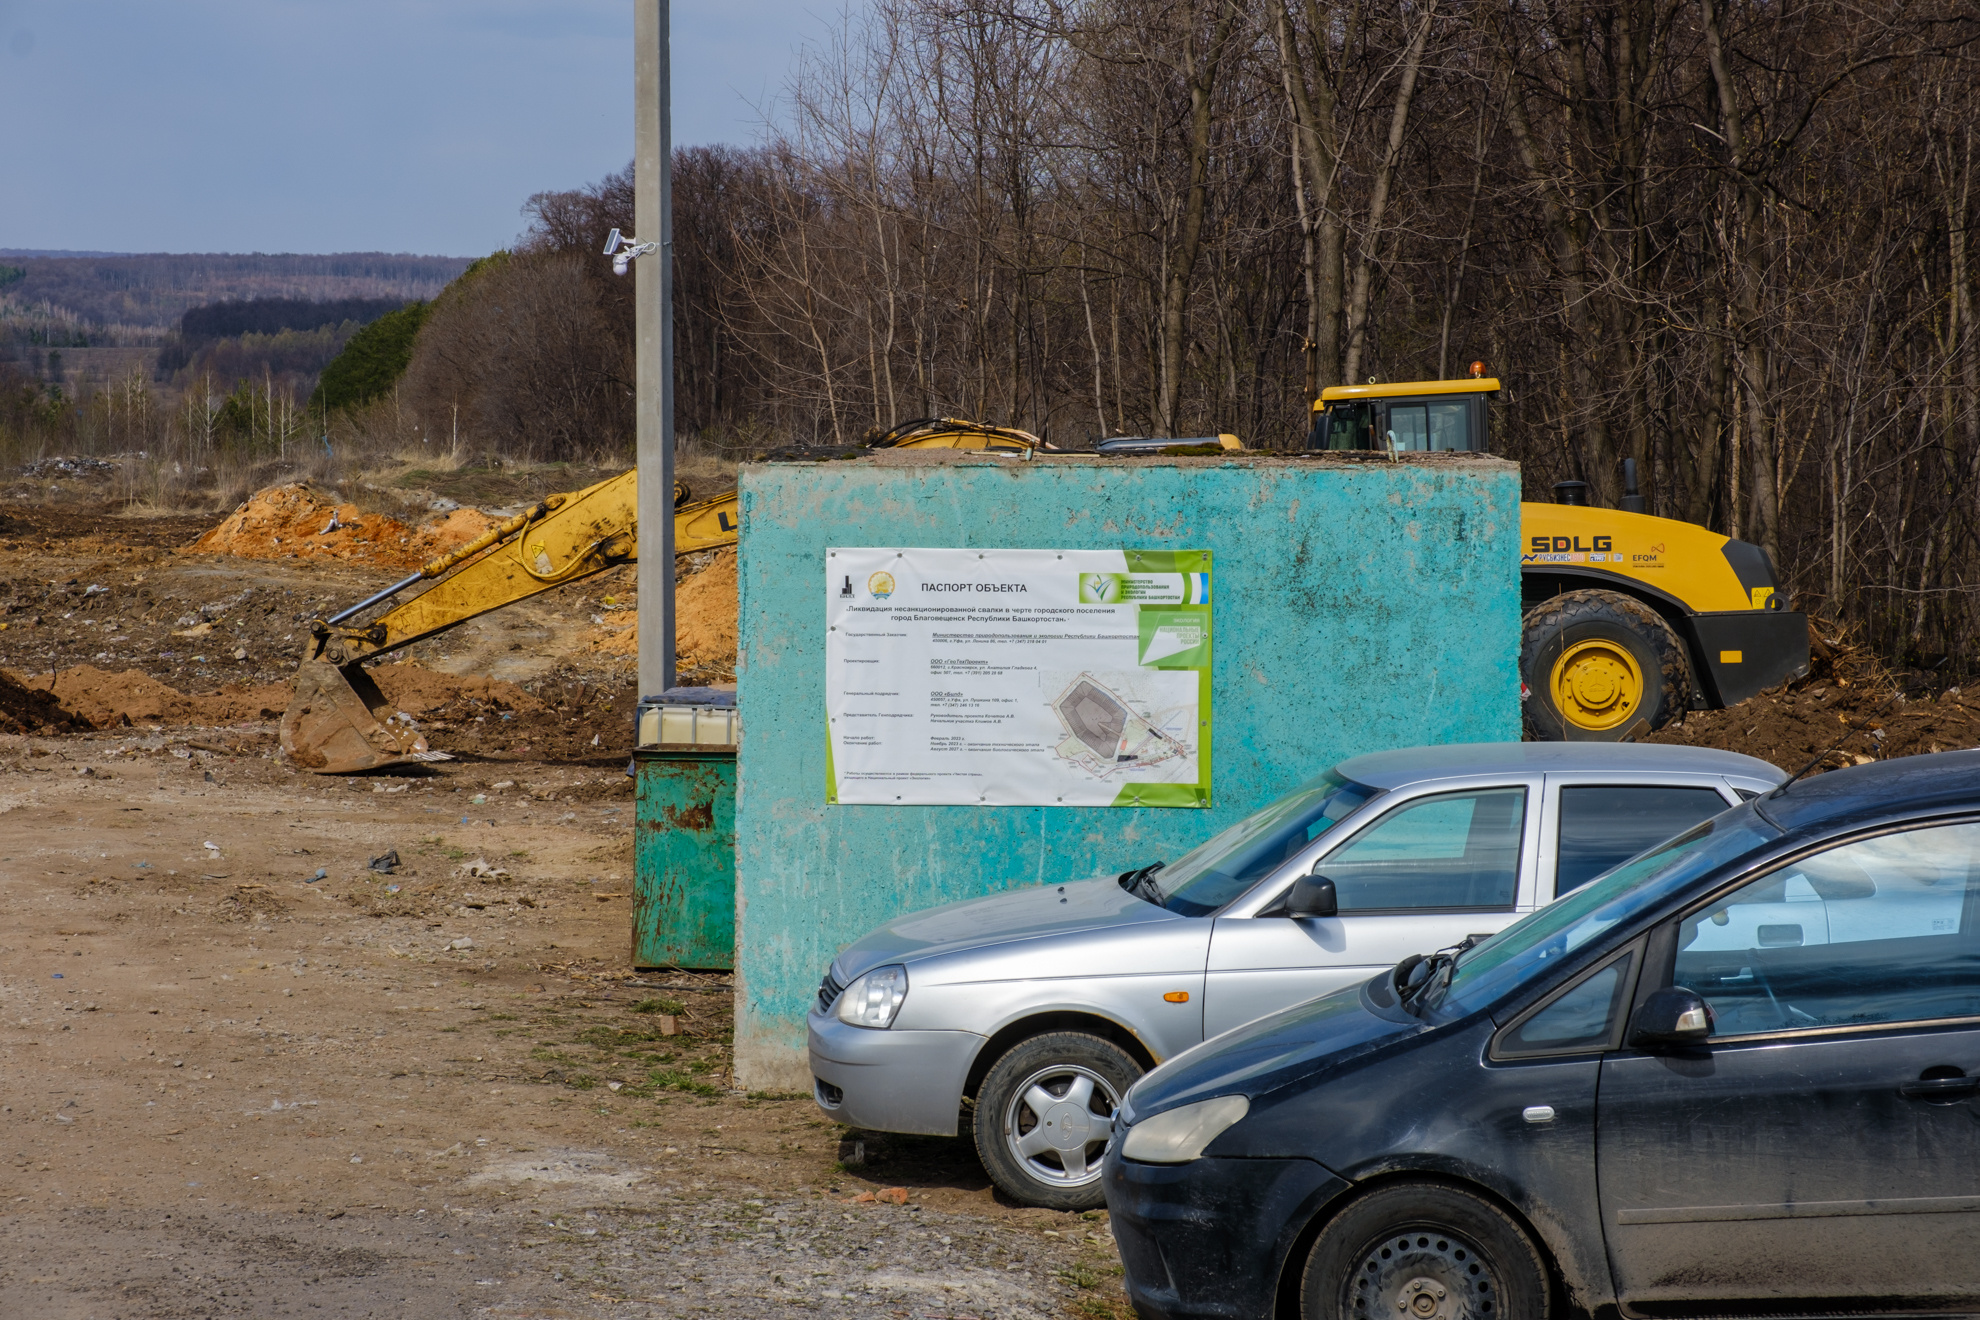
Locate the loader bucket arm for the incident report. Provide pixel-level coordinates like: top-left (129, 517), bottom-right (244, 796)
top-left (284, 469), bottom-right (647, 773)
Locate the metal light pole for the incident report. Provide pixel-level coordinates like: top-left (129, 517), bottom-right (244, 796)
top-left (635, 0), bottom-right (676, 698)
top-left (627, 0), bottom-right (731, 975)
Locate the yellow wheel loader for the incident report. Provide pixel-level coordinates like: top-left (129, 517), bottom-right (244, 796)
top-left (281, 420), bottom-right (1047, 772)
top-left (1309, 378), bottom-right (1809, 740)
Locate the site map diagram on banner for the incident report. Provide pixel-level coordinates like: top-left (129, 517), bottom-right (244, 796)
top-left (825, 547), bottom-right (1212, 807)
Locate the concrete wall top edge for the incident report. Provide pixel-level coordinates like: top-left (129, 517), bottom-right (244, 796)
top-left (745, 450), bottom-right (1519, 472)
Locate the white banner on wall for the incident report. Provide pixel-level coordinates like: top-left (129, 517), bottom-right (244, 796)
top-left (825, 547), bottom-right (1213, 807)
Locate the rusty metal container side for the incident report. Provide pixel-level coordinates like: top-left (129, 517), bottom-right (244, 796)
top-left (633, 747), bottom-right (737, 970)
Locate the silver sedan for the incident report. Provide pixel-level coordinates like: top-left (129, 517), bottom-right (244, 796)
top-left (808, 742), bottom-right (1782, 1208)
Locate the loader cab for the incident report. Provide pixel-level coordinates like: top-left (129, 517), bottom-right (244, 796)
top-left (1308, 379), bottom-right (1499, 455)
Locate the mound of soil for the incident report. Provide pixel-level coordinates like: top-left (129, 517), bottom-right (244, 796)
top-left (0, 668), bottom-right (89, 734)
top-left (679, 550), bottom-right (739, 666)
top-left (1648, 683), bottom-right (1980, 773)
top-left (4, 660), bottom-right (560, 745)
top-left (12, 665), bottom-right (292, 729)
top-left (1647, 623), bottom-right (1980, 773)
top-left (584, 549), bottom-right (738, 676)
top-left (191, 484), bottom-right (500, 570)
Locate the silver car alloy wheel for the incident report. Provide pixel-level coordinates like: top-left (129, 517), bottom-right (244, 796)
top-left (1000, 1061), bottom-right (1120, 1188)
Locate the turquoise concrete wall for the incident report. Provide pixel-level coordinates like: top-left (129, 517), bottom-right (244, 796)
top-left (733, 453), bottom-right (1521, 1088)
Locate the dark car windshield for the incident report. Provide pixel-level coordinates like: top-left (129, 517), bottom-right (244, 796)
top-left (1151, 771), bottom-right (1379, 917)
top-left (1423, 809), bottom-right (1781, 1019)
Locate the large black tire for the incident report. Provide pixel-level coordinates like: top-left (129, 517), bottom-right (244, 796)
top-left (1521, 589), bottom-right (1689, 742)
top-left (972, 1031), bottom-right (1142, 1210)
top-left (1299, 1181), bottom-right (1553, 1320)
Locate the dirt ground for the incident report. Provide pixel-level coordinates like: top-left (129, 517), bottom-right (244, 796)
top-left (0, 735), bottom-right (1125, 1319)
top-left (0, 473), bottom-right (1129, 1319)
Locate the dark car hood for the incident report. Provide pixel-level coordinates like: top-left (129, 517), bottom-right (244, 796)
top-left (1123, 977), bottom-right (1422, 1120)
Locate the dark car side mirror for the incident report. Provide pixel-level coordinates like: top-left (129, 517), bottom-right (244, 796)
top-left (1286, 875), bottom-right (1338, 918)
top-left (1629, 986), bottom-right (1714, 1049)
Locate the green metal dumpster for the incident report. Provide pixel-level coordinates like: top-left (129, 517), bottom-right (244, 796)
top-left (631, 689), bottom-right (736, 970)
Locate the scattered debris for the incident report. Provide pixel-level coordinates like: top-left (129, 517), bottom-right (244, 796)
top-left (368, 850), bottom-right (401, 874)
top-left (20, 455), bottom-right (119, 479)
top-left (849, 1187), bottom-right (910, 1205)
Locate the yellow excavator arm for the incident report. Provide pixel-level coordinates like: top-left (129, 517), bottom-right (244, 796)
top-left (282, 468), bottom-right (727, 773)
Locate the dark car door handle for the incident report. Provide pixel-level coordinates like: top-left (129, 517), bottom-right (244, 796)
top-left (1899, 1076), bottom-right (1979, 1099)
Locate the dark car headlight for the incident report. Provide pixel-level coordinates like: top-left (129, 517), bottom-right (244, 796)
top-left (1118, 1094), bottom-right (1249, 1163)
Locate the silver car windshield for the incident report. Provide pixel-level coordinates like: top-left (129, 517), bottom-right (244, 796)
top-left (1425, 808), bottom-right (1782, 1018)
top-left (1151, 771), bottom-right (1379, 917)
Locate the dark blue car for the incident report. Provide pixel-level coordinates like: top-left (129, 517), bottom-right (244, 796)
top-left (1104, 750), bottom-right (1980, 1320)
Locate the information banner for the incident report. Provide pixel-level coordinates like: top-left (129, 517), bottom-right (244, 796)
top-left (825, 548), bottom-right (1212, 807)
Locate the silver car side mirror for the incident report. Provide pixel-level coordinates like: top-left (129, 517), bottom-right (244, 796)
top-left (1286, 874), bottom-right (1338, 919)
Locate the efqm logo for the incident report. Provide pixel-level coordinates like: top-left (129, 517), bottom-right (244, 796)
top-left (866, 571), bottom-right (896, 599)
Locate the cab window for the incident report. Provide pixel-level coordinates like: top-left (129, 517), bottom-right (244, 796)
top-left (1323, 402), bottom-right (1373, 450)
top-left (1385, 401), bottom-right (1476, 452)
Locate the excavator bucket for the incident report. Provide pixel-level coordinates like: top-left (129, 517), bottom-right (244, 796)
top-left (280, 660), bottom-right (453, 775)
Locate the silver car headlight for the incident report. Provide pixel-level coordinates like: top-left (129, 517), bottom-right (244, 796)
top-left (834, 964), bottom-right (908, 1029)
top-left (1119, 1094), bottom-right (1250, 1163)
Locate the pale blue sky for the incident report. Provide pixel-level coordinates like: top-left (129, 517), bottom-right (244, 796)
top-left (0, 1), bottom-right (850, 256)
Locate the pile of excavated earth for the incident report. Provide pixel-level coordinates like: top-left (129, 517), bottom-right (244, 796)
top-left (1646, 620), bottom-right (1980, 771)
top-left (586, 547), bottom-right (738, 671)
top-left (190, 483), bottom-right (504, 569)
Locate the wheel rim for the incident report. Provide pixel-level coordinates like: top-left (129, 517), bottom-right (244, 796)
top-left (1001, 1062), bottom-right (1119, 1188)
top-left (1548, 638), bottom-right (1644, 731)
top-left (1342, 1225), bottom-right (1504, 1320)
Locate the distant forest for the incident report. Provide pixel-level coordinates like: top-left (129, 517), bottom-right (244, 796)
top-left (156, 295), bottom-right (414, 382)
top-left (179, 297), bottom-right (410, 343)
top-left (0, 252), bottom-right (467, 341)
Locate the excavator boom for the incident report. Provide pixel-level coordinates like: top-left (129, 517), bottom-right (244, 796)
top-left (283, 469), bottom-right (647, 773)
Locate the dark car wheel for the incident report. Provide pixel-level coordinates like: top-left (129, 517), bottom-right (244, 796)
top-left (972, 1031), bottom-right (1141, 1211)
top-left (1300, 1182), bottom-right (1551, 1320)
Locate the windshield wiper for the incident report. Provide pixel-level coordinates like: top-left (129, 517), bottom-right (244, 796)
top-left (1116, 861), bottom-right (1166, 905)
top-left (1391, 934), bottom-right (1485, 1015)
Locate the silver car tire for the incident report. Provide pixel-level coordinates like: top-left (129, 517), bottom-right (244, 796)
top-left (972, 1031), bottom-right (1141, 1210)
